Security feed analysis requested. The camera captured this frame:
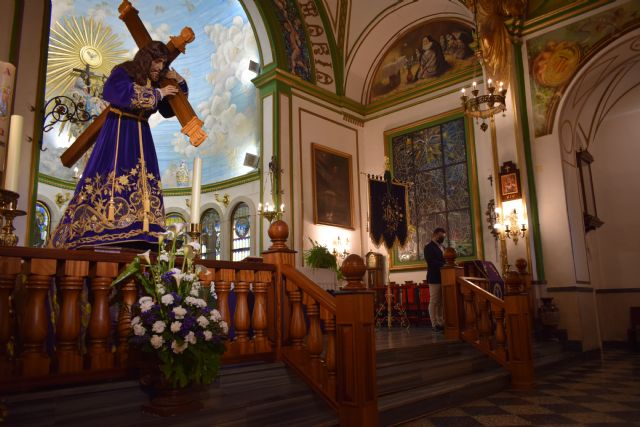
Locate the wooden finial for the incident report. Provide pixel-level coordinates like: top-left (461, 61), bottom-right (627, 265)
top-left (268, 220), bottom-right (289, 250)
top-left (444, 247), bottom-right (457, 266)
top-left (504, 270), bottom-right (524, 295)
top-left (340, 254), bottom-right (366, 290)
top-left (515, 258), bottom-right (528, 274)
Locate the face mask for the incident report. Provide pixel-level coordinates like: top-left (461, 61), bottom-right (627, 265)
top-left (436, 236), bottom-right (445, 244)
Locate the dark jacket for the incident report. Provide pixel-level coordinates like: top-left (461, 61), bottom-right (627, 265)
top-left (424, 240), bottom-right (445, 284)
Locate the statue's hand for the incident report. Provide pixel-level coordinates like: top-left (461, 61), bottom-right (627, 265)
top-left (159, 85), bottom-right (179, 98)
top-left (165, 68), bottom-right (185, 83)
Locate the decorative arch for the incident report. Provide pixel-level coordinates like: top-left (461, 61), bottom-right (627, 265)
top-left (200, 207), bottom-right (222, 260)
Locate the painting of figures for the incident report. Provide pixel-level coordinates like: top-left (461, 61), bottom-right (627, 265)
top-left (369, 20), bottom-right (476, 103)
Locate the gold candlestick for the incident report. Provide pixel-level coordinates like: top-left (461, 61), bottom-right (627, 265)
top-left (0, 189), bottom-right (25, 247)
top-left (187, 223), bottom-right (201, 259)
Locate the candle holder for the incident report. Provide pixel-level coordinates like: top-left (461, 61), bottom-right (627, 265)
top-left (258, 203), bottom-right (284, 223)
top-left (187, 222), bottom-right (201, 243)
top-left (0, 189), bottom-right (26, 247)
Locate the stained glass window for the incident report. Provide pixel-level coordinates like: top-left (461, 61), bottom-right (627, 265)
top-left (200, 208), bottom-right (221, 260)
top-left (231, 202), bottom-right (251, 261)
top-left (389, 115), bottom-right (477, 268)
top-left (33, 201), bottom-right (51, 248)
top-left (166, 212), bottom-right (186, 226)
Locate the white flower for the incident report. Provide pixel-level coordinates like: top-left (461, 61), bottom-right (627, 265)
top-left (156, 284), bottom-right (166, 295)
top-left (150, 335), bottom-right (164, 349)
top-left (173, 306), bottom-right (187, 319)
top-left (171, 340), bottom-right (188, 354)
top-left (176, 248), bottom-right (185, 256)
top-left (170, 268), bottom-right (181, 275)
top-left (131, 316), bottom-right (141, 326)
top-left (186, 331), bottom-right (197, 345)
top-left (190, 287), bottom-right (200, 297)
top-left (188, 241), bottom-right (201, 252)
top-left (137, 250), bottom-right (151, 265)
top-left (186, 297), bottom-right (206, 308)
top-left (204, 330), bottom-right (213, 341)
top-left (152, 321), bottom-right (166, 334)
top-left (140, 301), bottom-right (154, 313)
top-left (197, 316), bottom-right (209, 328)
top-left (185, 273), bottom-right (196, 282)
top-left (170, 321), bottom-right (182, 333)
top-left (210, 309), bottom-right (222, 322)
top-left (161, 294), bottom-right (175, 306)
top-left (133, 323), bottom-right (146, 336)
top-left (167, 222), bottom-right (185, 236)
top-left (158, 253), bottom-right (169, 263)
top-left (173, 273), bottom-right (184, 286)
top-left (220, 320), bottom-right (229, 334)
top-left (139, 296), bottom-right (153, 305)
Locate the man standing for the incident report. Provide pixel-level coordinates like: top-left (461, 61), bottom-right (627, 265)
top-left (424, 227), bottom-right (446, 333)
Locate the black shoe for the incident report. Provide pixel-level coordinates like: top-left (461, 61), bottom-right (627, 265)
top-left (434, 325), bottom-right (444, 333)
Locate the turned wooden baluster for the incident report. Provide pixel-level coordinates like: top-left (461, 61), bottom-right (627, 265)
top-left (22, 258), bottom-right (56, 377)
top-left (492, 303), bottom-right (507, 361)
top-left (304, 294), bottom-right (323, 384)
top-left (253, 270), bottom-right (271, 353)
top-left (234, 270), bottom-right (252, 354)
top-left (57, 260), bottom-right (89, 373)
top-left (461, 287), bottom-right (477, 341)
top-left (287, 283), bottom-right (305, 349)
top-left (0, 257), bottom-right (21, 380)
top-left (214, 268), bottom-right (234, 326)
top-left (477, 299), bottom-right (492, 343)
top-left (321, 307), bottom-right (336, 392)
top-left (198, 268), bottom-right (214, 303)
top-left (88, 262), bottom-right (117, 370)
top-left (116, 278), bottom-right (137, 368)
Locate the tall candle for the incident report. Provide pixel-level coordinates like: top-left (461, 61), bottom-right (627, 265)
top-left (4, 115), bottom-right (23, 192)
top-left (190, 156), bottom-right (202, 224)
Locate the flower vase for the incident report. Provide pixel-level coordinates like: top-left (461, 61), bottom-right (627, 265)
top-left (141, 371), bottom-right (203, 417)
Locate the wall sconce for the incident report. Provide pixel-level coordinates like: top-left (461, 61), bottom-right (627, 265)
top-left (493, 206), bottom-right (527, 244)
top-left (258, 202), bottom-right (284, 223)
top-left (214, 193), bottom-right (230, 207)
top-left (332, 235), bottom-right (350, 261)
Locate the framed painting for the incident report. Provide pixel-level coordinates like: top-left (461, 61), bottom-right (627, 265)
top-left (384, 110), bottom-right (482, 271)
top-left (312, 143), bottom-right (354, 229)
top-left (499, 161), bottom-right (522, 202)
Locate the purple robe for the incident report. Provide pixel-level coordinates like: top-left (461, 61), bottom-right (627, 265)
top-left (51, 67), bottom-right (187, 249)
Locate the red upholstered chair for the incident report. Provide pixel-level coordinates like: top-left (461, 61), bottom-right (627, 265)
top-left (403, 281), bottom-right (420, 326)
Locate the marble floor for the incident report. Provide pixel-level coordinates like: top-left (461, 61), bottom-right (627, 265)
top-left (399, 349), bottom-right (640, 426)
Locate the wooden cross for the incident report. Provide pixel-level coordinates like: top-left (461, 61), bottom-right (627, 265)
top-left (60, 0), bottom-right (207, 167)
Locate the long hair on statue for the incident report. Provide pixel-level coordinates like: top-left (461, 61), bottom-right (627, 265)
top-left (115, 41), bottom-right (169, 86)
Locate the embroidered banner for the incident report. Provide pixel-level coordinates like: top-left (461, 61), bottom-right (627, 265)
top-left (369, 175), bottom-right (409, 250)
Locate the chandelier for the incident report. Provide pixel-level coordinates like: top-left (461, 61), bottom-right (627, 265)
top-left (460, 76), bottom-right (507, 131)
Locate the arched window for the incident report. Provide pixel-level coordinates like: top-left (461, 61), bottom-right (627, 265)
top-left (33, 201), bottom-right (51, 248)
top-left (231, 202), bottom-right (251, 261)
top-left (200, 208), bottom-right (221, 260)
top-left (165, 212), bottom-right (186, 227)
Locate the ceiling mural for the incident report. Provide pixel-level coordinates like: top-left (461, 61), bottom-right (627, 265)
top-left (42, 0), bottom-right (260, 189)
top-left (368, 19), bottom-right (475, 104)
top-left (526, 0), bottom-right (640, 137)
top-left (527, 0), bottom-right (584, 20)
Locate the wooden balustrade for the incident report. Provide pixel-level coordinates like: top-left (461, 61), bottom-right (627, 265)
top-left (442, 249), bottom-right (534, 389)
top-left (0, 222), bottom-right (377, 425)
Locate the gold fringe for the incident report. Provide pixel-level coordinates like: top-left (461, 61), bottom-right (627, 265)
top-left (107, 199), bottom-right (115, 221)
top-left (143, 213), bottom-right (149, 232)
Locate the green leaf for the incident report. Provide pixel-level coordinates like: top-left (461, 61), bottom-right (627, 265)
top-left (111, 257), bottom-right (141, 288)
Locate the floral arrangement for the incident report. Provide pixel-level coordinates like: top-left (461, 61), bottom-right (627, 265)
top-left (112, 223), bottom-right (227, 388)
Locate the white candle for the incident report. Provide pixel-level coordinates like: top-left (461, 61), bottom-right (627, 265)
top-left (4, 115), bottom-right (23, 192)
top-left (190, 157), bottom-right (202, 224)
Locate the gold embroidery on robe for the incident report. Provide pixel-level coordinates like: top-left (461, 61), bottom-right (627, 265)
top-left (131, 83), bottom-right (158, 110)
top-left (51, 160), bottom-right (165, 248)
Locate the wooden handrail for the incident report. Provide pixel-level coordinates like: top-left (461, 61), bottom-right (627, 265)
top-left (280, 265), bottom-right (336, 312)
top-left (441, 248), bottom-right (534, 389)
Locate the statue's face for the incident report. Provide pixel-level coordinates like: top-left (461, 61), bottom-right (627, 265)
top-left (149, 58), bottom-right (166, 82)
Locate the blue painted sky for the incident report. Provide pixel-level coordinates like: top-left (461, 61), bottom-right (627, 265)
top-left (43, 0), bottom-right (260, 187)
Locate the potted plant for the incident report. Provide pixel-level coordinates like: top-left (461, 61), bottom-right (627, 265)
top-left (302, 238), bottom-right (342, 290)
top-left (111, 222), bottom-right (227, 416)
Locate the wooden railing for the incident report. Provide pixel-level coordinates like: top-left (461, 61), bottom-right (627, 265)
top-left (263, 221), bottom-right (378, 427)
top-left (0, 220), bottom-right (377, 426)
top-left (441, 248), bottom-right (534, 389)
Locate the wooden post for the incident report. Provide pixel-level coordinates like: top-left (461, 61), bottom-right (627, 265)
top-left (516, 258), bottom-right (536, 327)
top-left (57, 260), bottom-right (89, 373)
top-left (441, 248), bottom-right (464, 340)
top-left (504, 270), bottom-right (534, 389)
top-left (253, 271), bottom-right (271, 353)
top-left (234, 270), bottom-right (252, 354)
top-left (22, 258), bottom-right (56, 377)
top-left (335, 254), bottom-right (378, 427)
top-left (0, 257), bottom-right (21, 380)
top-left (213, 269), bottom-right (234, 326)
top-left (261, 220), bottom-right (295, 360)
top-left (88, 262), bottom-right (118, 370)
top-left (116, 278), bottom-right (136, 368)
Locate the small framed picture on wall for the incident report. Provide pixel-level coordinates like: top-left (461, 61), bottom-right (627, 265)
top-left (499, 161), bottom-right (522, 201)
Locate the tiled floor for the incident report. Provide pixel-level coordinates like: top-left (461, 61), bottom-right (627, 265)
top-left (401, 349), bottom-right (640, 426)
